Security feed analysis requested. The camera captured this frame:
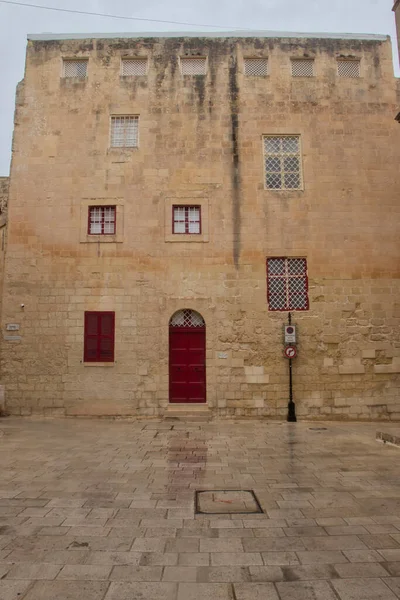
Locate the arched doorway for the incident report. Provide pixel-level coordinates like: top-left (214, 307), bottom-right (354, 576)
top-left (169, 309), bottom-right (206, 404)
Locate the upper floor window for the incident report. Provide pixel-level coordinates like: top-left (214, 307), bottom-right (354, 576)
top-left (84, 312), bottom-right (115, 362)
top-left (244, 58), bottom-right (268, 77)
top-left (110, 116), bottom-right (139, 148)
top-left (291, 59), bottom-right (314, 77)
top-left (88, 206), bottom-right (116, 235)
top-left (180, 57), bottom-right (207, 75)
top-left (267, 258), bottom-right (309, 311)
top-left (173, 206), bottom-right (201, 234)
top-left (337, 60), bottom-right (361, 78)
top-left (62, 59), bottom-right (88, 78)
top-left (263, 136), bottom-right (302, 190)
top-left (121, 58), bottom-right (148, 76)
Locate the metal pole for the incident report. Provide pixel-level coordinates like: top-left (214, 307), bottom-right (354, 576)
top-left (287, 312), bottom-right (297, 422)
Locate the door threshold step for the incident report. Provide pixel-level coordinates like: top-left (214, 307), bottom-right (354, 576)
top-left (165, 405), bottom-right (212, 421)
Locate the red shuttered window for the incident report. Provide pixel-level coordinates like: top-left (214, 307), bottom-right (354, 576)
top-left (267, 258), bottom-right (309, 311)
top-left (84, 312), bottom-right (115, 362)
top-left (173, 206), bottom-right (201, 234)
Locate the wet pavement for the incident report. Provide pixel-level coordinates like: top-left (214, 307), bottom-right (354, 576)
top-left (0, 417), bottom-right (400, 599)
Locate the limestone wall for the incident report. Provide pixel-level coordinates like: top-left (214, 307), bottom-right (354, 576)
top-left (1, 35), bottom-right (400, 418)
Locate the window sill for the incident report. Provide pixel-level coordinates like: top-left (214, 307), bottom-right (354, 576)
top-left (165, 234), bottom-right (209, 243)
top-left (83, 362), bottom-right (115, 367)
top-left (80, 235), bottom-right (122, 244)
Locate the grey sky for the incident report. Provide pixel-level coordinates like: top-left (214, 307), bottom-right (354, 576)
top-left (0, 0), bottom-right (398, 175)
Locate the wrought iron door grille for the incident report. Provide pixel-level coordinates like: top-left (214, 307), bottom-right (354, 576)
top-left (170, 310), bottom-right (205, 328)
top-left (244, 58), bottom-right (268, 77)
top-left (63, 60), bottom-right (88, 78)
top-left (267, 258), bottom-right (309, 311)
top-left (121, 58), bottom-right (148, 76)
top-left (337, 60), bottom-right (361, 78)
top-left (264, 136), bottom-right (302, 190)
top-left (180, 57), bottom-right (207, 75)
top-left (110, 116), bottom-right (139, 148)
top-left (291, 59), bottom-right (314, 77)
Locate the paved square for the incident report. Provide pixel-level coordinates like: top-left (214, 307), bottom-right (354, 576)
top-left (0, 418), bottom-right (400, 599)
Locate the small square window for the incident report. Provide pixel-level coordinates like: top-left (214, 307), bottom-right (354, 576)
top-left (84, 312), bottom-right (115, 362)
top-left (180, 57), bottom-right (207, 75)
top-left (121, 58), bottom-right (148, 76)
top-left (244, 58), bottom-right (268, 77)
top-left (337, 60), bottom-right (361, 78)
top-left (88, 206), bottom-right (116, 235)
top-left (62, 59), bottom-right (88, 78)
top-left (263, 136), bottom-right (302, 190)
top-left (110, 116), bottom-right (139, 148)
top-left (173, 206), bottom-right (201, 234)
top-left (267, 258), bottom-right (309, 311)
top-left (291, 59), bottom-right (314, 77)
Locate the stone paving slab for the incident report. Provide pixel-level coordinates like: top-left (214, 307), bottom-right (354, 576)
top-left (1, 418), bottom-right (400, 598)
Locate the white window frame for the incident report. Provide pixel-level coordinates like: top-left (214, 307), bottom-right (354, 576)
top-left (110, 115), bottom-right (139, 149)
top-left (263, 135), bottom-right (303, 191)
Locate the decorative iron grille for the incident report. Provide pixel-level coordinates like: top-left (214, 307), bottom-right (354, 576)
top-left (110, 116), bottom-right (139, 148)
top-left (121, 58), bottom-right (148, 76)
top-left (291, 59), bottom-right (314, 77)
top-left (337, 60), bottom-right (360, 78)
top-left (170, 309), bottom-right (205, 328)
top-left (180, 57), bottom-right (207, 75)
top-left (267, 258), bottom-right (309, 311)
top-left (264, 136), bottom-right (302, 190)
top-left (244, 58), bottom-right (268, 77)
top-left (63, 60), bottom-right (88, 78)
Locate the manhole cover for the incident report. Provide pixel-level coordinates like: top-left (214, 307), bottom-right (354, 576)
top-left (196, 490), bottom-right (263, 514)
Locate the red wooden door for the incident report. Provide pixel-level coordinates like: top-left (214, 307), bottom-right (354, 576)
top-left (169, 328), bottom-right (206, 403)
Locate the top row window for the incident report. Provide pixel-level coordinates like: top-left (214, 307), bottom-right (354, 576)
top-left (62, 57), bottom-right (362, 79)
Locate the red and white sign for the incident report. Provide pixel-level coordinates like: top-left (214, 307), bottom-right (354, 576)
top-left (284, 345), bottom-right (297, 359)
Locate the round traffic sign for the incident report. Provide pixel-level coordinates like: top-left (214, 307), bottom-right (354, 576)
top-left (284, 345), bottom-right (297, 359)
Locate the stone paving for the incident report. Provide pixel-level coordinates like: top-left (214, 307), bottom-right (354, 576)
top-left (1, 418), bottom-right (400, 599)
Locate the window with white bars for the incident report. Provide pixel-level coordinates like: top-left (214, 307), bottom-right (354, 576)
top-left (121, 58), bottom-right (148, 76)
top-left (291, 59), bottom-right (314, 77)
top-left (170, 309), bottom-right (205, 327)
top-left (244, 58), bottom-right (268, 77)
top-left (173, 206), bottom-right (201, 234)
top-left (110, 116), bottom-right (139, 148)
top-left (337, 60), bottom-right (361, 78)
top-left (267, 258), bottom-right (309, 311)
top-left (180, 57), bottom-right (207, 75)
top-left (62, 59), bottom-right (88, 78)
top-left (264, 136), bottom-right (302, 190)
top-left (88, 206), bottom-right (116, 235)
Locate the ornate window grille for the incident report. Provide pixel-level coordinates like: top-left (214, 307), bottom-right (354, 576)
top-left (88, 206), bottom-right (116, 235)
top-left (180, 57), bottom-right (207, 75)
top-left (291, 59), bottom-right (314, 77)
top-left (173, 206), bottom-right (201, 234)
top-left (110, 116), bottom-right (139, 148)
top-left (337, 60), bottom-right (361, 78)
top-left (121, 58), bottom-right (148, 76)
top-left (264, 136), bottom-right (302, 190)
top-left (170, 309), bottom-right (205, 328)
top-left (267, 258), bottom-right (309, 311)
top-left (244, 58), bottom-right (268, 77)
top-left (62, 59), bottom-right (88, 78)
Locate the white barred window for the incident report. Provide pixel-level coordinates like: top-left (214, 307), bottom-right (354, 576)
top-left (88, 206), bottom-right (116, 235)
top-left (121, 58), bottom-right (148, 76)
top-left (244, 58), bottom-right (268, 77)
top-left (291, 59), bottom-right (314, 77)
top-left (267, 258), bottom-right (309, 311)
top-left (173, 206), bottom-right (201, 234)
top-left (264, 136), bottom-right (302, 190)
top-left (180, 57), bottom-right (207, 75)
top-left (62, 59), bottom-right (88, 78)
top-left (337, 60), bottom-right (361, 78)
top-left (110, 116), bottom-right (139, 148)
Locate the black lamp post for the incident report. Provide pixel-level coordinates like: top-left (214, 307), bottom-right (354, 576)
top-left (287, 312), bottom-right (297, 422)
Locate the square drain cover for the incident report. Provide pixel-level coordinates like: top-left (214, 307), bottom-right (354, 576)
top-left (196, 490), bottom-right (263, 514)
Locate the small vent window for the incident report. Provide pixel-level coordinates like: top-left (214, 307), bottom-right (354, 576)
top-left (264, 136), bottom-right (302, 190)
top-left (244, 58), bottom-right (268, 77)
top-left (121, 58), bottom-right (148, 76)
top-left (180, 57), bottom-right (207, 75)
top-left (337, 60), bottom-right (361, 78)
top-left (291, 59), bottom-right (314, 77)
top-left (110, 116), bottom-right (139, 148)
top-left (62, 60), bottom-right (88, 78)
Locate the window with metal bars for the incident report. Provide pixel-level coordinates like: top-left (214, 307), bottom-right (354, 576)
top-left (170, 309), bottom-right (205, 328)
top-left (84, 312), bottom-right (115, 362)
top-left (88, 206), bottom-right (116, 235)
top-left (62, 59), bottom-right (88, 78)
top-left (337, 60), bottom-right (361, 78)
top-left (267, 258), bottom-right (309, 311)
top-left (121, 58), bottom-right (148, 76)
top-left (173, 206), bottom-right (201, 234)
top-left (244, 58), bottom-right (268, 77)
top-left (264, 136), bottom-right (302, 190)
top-left (110, 116), bottom-right (139, 148)
top-left (180, 57), bottom-right (207, 75)
top-left (291, 59), bottom-right (314, 77)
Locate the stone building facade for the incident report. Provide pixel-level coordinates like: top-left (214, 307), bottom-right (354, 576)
top-left (1, 32), bottom-right (400, 419)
